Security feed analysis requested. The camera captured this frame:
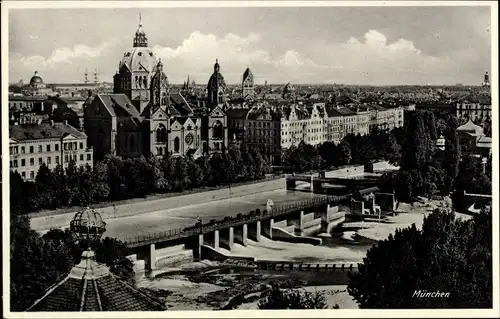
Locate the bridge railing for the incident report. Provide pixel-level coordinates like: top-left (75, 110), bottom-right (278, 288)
top-left (124, 194), bottom-right (352, 247)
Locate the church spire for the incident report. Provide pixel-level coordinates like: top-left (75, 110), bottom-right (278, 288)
top-left (133, 12), bottom-right (148, 47)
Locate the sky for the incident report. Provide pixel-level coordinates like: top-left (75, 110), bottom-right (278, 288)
top-left (8, 5), bottom-right (492, 85)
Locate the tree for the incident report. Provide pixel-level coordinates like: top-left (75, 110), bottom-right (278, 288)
top-left (10, 171), bottom-right (28, 214)
top-left (382, 133), bottom-right (402, 165)
top-left (454, 153), bottom-right (491, 194)
top-left (347, 209), bottom-right (492, 308)
top-left (318, 141), bottom-right (337, 168)
top-left (10, 216), bottom-right (74, 311)
top-left (258, 284), bottom-right (328, 309)
top-left (337, 139), bottom-right (352, 166)
top-left (443, 115), bottom-right (461, 180)
top-left (400, 111), bottom-right (429, 170)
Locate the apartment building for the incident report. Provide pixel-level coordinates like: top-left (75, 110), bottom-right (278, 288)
top-left (9, 121), bottom-right (93, 181)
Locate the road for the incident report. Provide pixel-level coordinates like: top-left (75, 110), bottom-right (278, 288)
top-left (104, 189), bottom-right (320, 241)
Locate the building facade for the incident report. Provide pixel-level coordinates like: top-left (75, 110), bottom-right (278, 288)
top-left (455, 99), bottom-right (491, 125)
top-left (9, 122), bottom-right (93, 181)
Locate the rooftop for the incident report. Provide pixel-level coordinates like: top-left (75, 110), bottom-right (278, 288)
top-left (26, 250), bottom-right (166, 312)
top-left (9, 122), bottom-right (87, 141)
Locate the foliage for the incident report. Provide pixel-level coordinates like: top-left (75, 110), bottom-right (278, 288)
top-left (10, 216), bottom-right (136, 311)
top-left (258, 284), bottom-right (329, 309)
top-left (347, 208), bottom-right (492, 308)
top-left (10, 216), bottom-right (74, 311)
top-left (11, 144), bottom-right (274, 214)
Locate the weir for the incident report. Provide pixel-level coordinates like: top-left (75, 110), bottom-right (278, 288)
top-left (126, 187), bottom-right (391, 270)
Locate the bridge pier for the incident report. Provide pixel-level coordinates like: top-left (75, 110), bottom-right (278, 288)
top-left (203, 231), bottom-right (220, 250)
top-left (248, 220), bottom-right (261, 242)
top-left (262, 218), bottom-right (274, 239)
top-left (286, 180), bottom-right (296, 190)
top-left (193, 234), bottom-right (204, 261)
top-left (143, 243), bottom-right (156, 271)
top-left (219, 227), bottom-right (234, 250)
top-left (234, 224), bottom-right (248, 246)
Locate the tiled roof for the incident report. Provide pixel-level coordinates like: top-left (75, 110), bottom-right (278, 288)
top-left (370, 105), bottom-right (388, 112)
top-left (97, 94), bottom-right (140, 118)
top-left (226, 108), bottom-right (250, 120)
top-left (10, 122), bottom-right (86, 141)
top-left (9, 95), bottom-right (51, 102)
top-left (26, 251), bottom-right (166, 312)
top-left (170, 93), bottom-right (193, 115)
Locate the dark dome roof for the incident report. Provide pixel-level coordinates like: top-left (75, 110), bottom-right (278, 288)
top-left (208, 72), bottom-right (226, 89)
top-left (30, 71), bottom-right (43, 85)
top-left (243, 68), bottom-right (252, 78)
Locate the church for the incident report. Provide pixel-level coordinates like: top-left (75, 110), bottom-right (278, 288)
top-left (84, 19), bottom-right (227, 160)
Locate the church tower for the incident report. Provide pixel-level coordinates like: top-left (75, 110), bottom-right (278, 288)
top-left (150, 59), bottom-right (170, 112)
top-left (242, 67), bottom-right (254, 99)
top-left (207, 59), bottom-right (228, 110)
top-left (113, 13), bottom-right (158, 114)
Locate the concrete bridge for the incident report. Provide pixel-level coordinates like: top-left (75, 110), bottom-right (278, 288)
top-left (124, 186), bottom-right (396, 271)
top-left (452, 190), bottom-right (492, 215)
top-left (285, 173), bottom-right (382, 192)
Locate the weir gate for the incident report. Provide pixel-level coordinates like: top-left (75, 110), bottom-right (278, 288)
top-left (124, 186), bottom-right (396, 271)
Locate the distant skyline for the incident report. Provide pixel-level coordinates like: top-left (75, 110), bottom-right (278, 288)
top-left (8, 5), bottom-right (492, 85)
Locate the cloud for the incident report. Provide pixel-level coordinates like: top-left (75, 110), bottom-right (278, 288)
top-left (9, 29), bottom-right (487, 85)
top-left (14, 40), bottom-right (119, 67)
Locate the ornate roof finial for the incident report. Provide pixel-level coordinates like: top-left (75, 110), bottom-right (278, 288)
top-left (133, 12), bottom-right (148, 47)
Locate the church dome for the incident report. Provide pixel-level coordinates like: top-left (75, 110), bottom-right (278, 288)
top-left (120, 47), bottom-right (158, 74)
top-left (208, 72), bottom-right (226, 89)
top-left (30, 71), bottom-right (43, 86)
top-left (119, 16), bottom-right (158, 74)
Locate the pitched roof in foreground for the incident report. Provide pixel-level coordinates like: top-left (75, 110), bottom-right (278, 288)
top-left (26, 251), bottom-right (166, 312)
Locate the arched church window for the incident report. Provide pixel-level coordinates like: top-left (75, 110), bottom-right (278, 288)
top-left (161, 93), bottom-right (167, 105)
top-left (144, 77), bottom-right (148, 88)
top-left (212, 121), bottom-right (223, 139)
top-left (139, 76), bottom-right (144, 88)
top-left (174, 137), bottom-right (180, 153)
top-left (156, 124), bottom-right (167, 143)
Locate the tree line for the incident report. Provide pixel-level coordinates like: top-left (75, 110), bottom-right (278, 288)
top-left (281, 127), bottom-right (403, 173)
top-left (387, 110), bottom-right (491, 202)
top-left (10, 144), bottom-right (273, 214)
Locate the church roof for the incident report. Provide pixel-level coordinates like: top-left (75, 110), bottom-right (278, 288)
top-left (97, 94), bottom-right (141, 118)
top-left (26, 251), bottom-right (166, 312)
top-left (10, 122), bottom-right (87, 141)
top-left (170, 93), bottom-right (193, 115)
top-left (226, 108), bottom-right (249, 120)
top-left (242, 68), bottom-right (253, 82)
top-left (208, 72), bottom-right (226, 89)
top-left (120, 47), bottom-right (158, 74)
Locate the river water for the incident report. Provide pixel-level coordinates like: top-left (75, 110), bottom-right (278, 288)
top-left (135, 198), bottom-right (456, 310)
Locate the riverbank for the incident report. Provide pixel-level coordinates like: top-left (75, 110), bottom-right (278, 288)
top-left (29, 175), bottom-right (283, 219)
top-left (30, 177), bottom-right (289, 233)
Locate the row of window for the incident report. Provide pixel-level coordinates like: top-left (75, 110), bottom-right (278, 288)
top-left (9, 142), bottom-right (85, 155)
top-left (10, 153), bottom-right (92, 168)
top-left (247, 130), bottom-right (277, 137)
